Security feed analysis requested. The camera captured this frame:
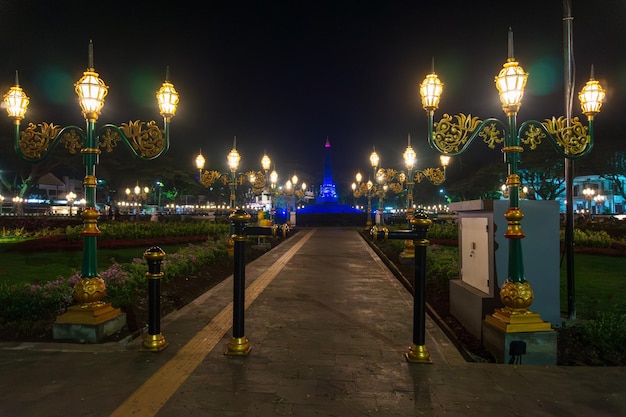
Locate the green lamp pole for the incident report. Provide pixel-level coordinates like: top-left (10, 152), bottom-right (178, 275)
top-left (269, 168), bottom-right (278, 223)
top-left (3, 41), bottom-right (179, 315)
top-left (196, 136), bottom-right (246, 212)
top-left (353, 171), bottom-right (375, 230)
top-left (420, 29), bottom-right (604, 330)
top-left (196, 137), bottom-right (243, 255)
top-left (400, 134), bottom-right (449, 259)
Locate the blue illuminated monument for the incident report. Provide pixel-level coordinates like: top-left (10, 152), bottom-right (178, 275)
top-left (317, 137), bottom-right (339, 203)
top-left (296, 138), bottom-right (361, 223)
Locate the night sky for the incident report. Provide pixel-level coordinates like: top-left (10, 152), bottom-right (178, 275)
top-left (0, 0), bottom-right (624, 197)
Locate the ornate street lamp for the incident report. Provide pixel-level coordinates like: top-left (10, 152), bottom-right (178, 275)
top-left (270, 168), bottom-right (278, 223)
top-left (66, 191), bottom-right (76, 216)
top-left (352, 172), bottom-right (374, 230)
top-left (260, 153), bottom-right (272, 222)
top-left (420, 29), bottom-right (604, 332)
top-left (4, 41), bottom-right (178, 333)
top-left (593, 194), bottom-right (605, 214)
top-left (582, 187), bottom-right (595, 214)
top-left (196, 137), bottom-right (249, 210)
top-left (12, 196), bottom-right (23, 215)
top-left (124, 183), bottom-right (150, 217)
top-left (400, 133), bottom-right (449, 259)
top-left (196, 138), bottom-right (270, 212)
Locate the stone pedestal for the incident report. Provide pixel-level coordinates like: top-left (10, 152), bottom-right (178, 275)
top-left (52, 303), bottom-right (127, 343)
top-left (482, 315), bottom-right (557, 365)
top-left (450, 280), bottom-right (502, 340)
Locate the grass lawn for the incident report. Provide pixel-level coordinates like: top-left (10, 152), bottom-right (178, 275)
top-left (2, 237), bottom-right (625, 321)
top-left (0, 242), bottom-right (195, 286)
top-left (559, 253), bottom-right (626, 317)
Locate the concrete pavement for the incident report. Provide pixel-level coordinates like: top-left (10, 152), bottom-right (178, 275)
top-left (0, 227), bottom-right (624, 417)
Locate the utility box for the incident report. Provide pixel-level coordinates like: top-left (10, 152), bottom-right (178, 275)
top-left (492, 199), bottom-right (561, 326)
top-left (448, 200), bottom-right (502, 340)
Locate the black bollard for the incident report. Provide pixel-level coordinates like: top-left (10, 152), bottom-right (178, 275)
top-left (224, 212), bottom-right (290, 356)
top-left (225, 209), bottom-right (252, 355)
top-left (371, 211), bottom-right (433, 364)
top-left (142, 246), bottom-right (168, 351)
top-left (405, 213), bottom-right (432, 363)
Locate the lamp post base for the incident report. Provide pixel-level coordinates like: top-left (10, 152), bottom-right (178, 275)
top-left (484, 308), bottom-right (553, 333)
top-left (405, 344), bottom-right (432, 363)
top-left (224, 336), bottom-right (252, 356)
top-left (52, 303), bottom-right (126, 343)
top-left (482, 318), bottom-right (557, 365)
top-left (142, 333), bottom-right (169, 352)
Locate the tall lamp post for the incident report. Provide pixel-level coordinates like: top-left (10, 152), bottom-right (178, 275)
top-left (196, 137), bottom-right (246, 211)
top-left (259, 153), bottom-right (272, 223)
top-left (353, 172), bottom-right (375, 230)
top-left (283, 174), bottom-right (303, 226)
top-left (401, 134), bottom-right (449, 259)
top-left (3, 42), bottom-right (178, 335)
top-left (246, 153), bottom-right (273, 221)
top-left (593, 194), bottom-right (605, 215)
top-left (66, 191), bottom-right (77, 216)
top-left (582, 187), bottom-right (595, 214)
top-left (269, 168), bottom-right (278, 223)
top-left (125, 184), bottom-right (150, 218)
top-left (420, 29), bottom-right (604, 332)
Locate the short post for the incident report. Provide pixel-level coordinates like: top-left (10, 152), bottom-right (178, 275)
top-left (406, 213), bottom-right (432, 363)
top-left (371, 211), bottom-right (433, 364)
top-left (225, 209), bottom-right (289, 356)
top-left (225, 209), bottom-right (252, 355)
top-left (142, 246), bottom-right (168, 351)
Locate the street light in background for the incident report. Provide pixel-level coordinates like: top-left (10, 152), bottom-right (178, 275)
top-left (3, 41), bottom-right (178, 338)
top-left (582, 187), bottom-right (595, 214)
top-left (125, 184), bottom-right (150, 217)
top-left (196, 137), bottom-right (249, 211)
top-left (269, 168), bottom-right (278, 224)
top-left (282, 174), bottom-right (304, 226)
top-left (593, 194), bottom-right (605, 214)
top-left (12, 196), bottom-right (23, 215)
top-left (196, 138), bottom-right (269, 213)
top-left (401, 133), bottom-right (449, 259)
top-left (420, 29), bottom-right (604, 330)
top-left (156, 181), bottom-right (164, 209)
top-left (353, 171), bottom-right (375, 230)
top-left (66, 191), bottom-right (76, 216)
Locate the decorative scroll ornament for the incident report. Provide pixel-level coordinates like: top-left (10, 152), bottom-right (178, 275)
top-left (18, 122), bottom-right (62, 159)
top-left (99, 127), bottom-right (122, 152)
top-left (415, 167), bottom-right (446, 185)
top-left (247, 171), bottom-right (267, 195)
top-left (477, 122), bottom-right (506, 149)
top-left (60, 129), bottom-right (84, 154)
top-left (200, 170), bottom-right (224, 187)
top-left (389, 183), bottom-right (403, 193)
top-left (539, 116), bottom-right (590, 155)
top-left (119, 120), bottom-right (165, 158)
top-left (432, 113), bottom-right (482, 153)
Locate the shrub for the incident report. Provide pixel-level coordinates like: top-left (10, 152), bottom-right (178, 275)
top-left (0, 233), bottom-right (232, 339)
top-left (426, 245), bottom-right (459, 292)
top-left (0, 278), bottom-right (74, 337)
top-left (427, 222), bottom-right (458, 240)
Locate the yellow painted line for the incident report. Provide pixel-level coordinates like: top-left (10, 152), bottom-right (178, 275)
top-left (108, 228), bottom-right (316, 417)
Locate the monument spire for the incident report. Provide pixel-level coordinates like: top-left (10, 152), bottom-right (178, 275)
top-left (317, 136), bottom-right (338, 203)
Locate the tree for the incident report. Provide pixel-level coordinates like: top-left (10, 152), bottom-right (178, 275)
top-left (598, 151), bottom-right (626, 201)
top-left (517, 143), bottom-right (566, 200)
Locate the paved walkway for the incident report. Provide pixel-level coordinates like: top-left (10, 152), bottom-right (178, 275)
top-left (0, 227), bottom-right (624, 417)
